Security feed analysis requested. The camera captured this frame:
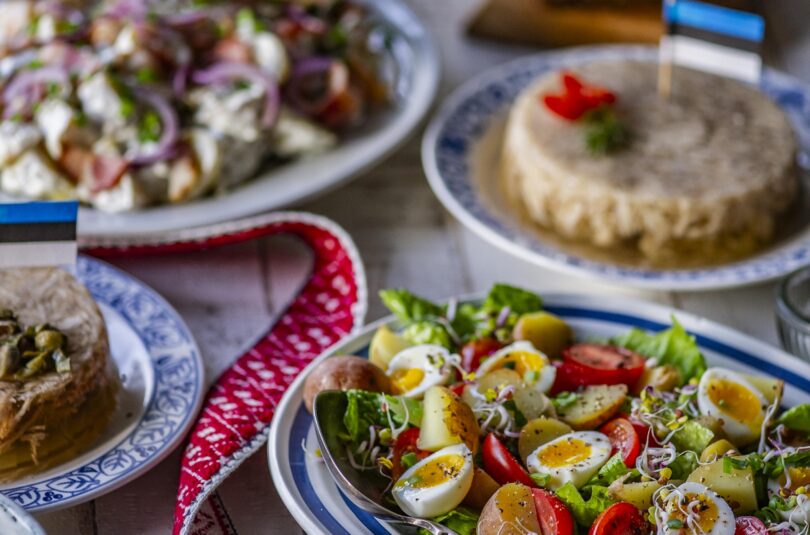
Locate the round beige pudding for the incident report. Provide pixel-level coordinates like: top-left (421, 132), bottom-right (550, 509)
top-left (501, 60), bottom-right (798, 263)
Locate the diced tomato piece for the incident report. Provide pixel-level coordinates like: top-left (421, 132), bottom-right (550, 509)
top-left (735, 516), bottom-right (767, 535)
top-left (599, 418), bottom-right (641, 467)
top-left (460, 338), bottom-right (502, 373)
top-left (561, 344), bottom-right (645, 387)
top-left (532, 488), bottom-right (574, 535)
top-left (391, 427), bottom-right (428, 480)
top-left (542, 94), bottom-right (588, 121)
top-left (482, 433), bottom-right (536, 488)
top-left (588, 502), bottom-right (649, 535)
top-left (449, 382), bottom-right (467, 397)
top-left (562, 72), bottom-right (584, 94)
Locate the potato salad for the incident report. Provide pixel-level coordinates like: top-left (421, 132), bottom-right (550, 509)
top-left (303, 284), bottom-right (810, 535)
top-left (0, 0), bottom-right (391, 211)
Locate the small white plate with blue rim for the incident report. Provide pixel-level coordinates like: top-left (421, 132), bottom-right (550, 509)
top-left (0, 256), bottom-right (204, 512)
top-left (267, 292), bottom-right (810, 534)
top-left (422, 44), bottom-right (810, 291)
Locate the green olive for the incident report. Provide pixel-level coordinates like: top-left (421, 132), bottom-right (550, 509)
top-left (0, 344), bottom-right (20, 377)
top-left (512, 311), bottom-right (572, 358)
top-left (35, 330), bottom-right (65, 352)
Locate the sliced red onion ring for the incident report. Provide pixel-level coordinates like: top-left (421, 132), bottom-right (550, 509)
top-left (128, 88), bottom-right (179, 166)
top-left (191, 61), bottom-right (280, 127)
top-left (2, 65), bottom-right (70, 119)
top-left (286, 57), bottom-right (348, 117)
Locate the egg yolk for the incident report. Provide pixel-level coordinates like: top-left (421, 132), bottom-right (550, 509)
top-left (778, 467), bottom-right (810, 492)
top-left (666, 493), bottom-right (720, 532)
top-left (706, 378), bottom-right (763, 429)
top-left (537, 437), bottom-right (592, 468)
top-left (390, 368), bottom-right (424, 394)
top-left (395, 454), bottom-right (465, 489)
top-left (493, 351), bottom-right (545, 376)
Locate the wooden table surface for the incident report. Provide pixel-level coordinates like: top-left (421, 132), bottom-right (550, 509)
top-left (33, 1), bottom-right (810, 533)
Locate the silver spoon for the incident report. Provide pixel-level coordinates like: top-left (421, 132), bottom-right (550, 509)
top-left (312, 391), bottom-right (460, 535)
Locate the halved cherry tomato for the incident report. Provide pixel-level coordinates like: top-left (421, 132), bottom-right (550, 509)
top-left (449, 382), bottom-right (467, 397)
top-left (735, 516), bottom-right (767, 535)
top-left (588, 502), bottom-right (649, 535)
top-left (460, 338), bottom-right (502, 372)
top-left (482, 433), bottom-right (536, 488)
top-left (562, 344), bottom-right (645, 387)
top-left (532, 488), bottom-right (574, 535)
top-left (391, 428), bottom-right (429, 480)
top-left (550, 360), bottom-right (577, 395)
top-left (599, 418), bottom-right (641, 467)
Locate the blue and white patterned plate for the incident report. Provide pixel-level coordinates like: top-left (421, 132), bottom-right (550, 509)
top-left (268, 294), bottom-right (810, 534)
top-left (422, 45), bottom-right (810, 291)
top-left (0, 256), bottom-right (204, 512)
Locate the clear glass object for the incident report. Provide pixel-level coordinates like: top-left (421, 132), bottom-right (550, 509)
top-left (777, 266), bottom-right (810, 361)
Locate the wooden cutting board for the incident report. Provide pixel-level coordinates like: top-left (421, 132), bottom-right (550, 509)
top-left (467, 0), bottom-right (663, 47)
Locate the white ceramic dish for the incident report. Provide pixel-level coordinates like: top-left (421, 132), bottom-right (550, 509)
top-left (0, 256), bottom-right (204, 512)
top-left (422, 45), bottom-right (810, 291)
top-left (268, 292), bottom-right (810, 534)
top-left (72, 0), bottom-right (439, 244)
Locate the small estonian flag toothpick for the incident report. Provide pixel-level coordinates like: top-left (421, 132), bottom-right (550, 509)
top-left (659, 0), bottom-right (765, 95)
top-left (0, 201), bottom-right (78, 268)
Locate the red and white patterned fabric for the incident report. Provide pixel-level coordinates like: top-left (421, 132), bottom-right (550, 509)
top-left (86, 213), bottom-right (367, 535)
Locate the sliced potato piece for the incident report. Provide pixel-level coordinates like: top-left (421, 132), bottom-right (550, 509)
top-left (699, 439), bottom-right (737, 463)
top-left (302, 355), bottom-right (391, 413)
top-left (742, 374), bottom-right (784, 405)
top-left (476, 368), bottom-right (523, 392)
top-left (462, 468), bottom-right (501, 510)
top-left (512, 311), bottom-right (572, 359)
top-left (632, 364), bottom-right (680, 395)
top-left (608, 479), bottom-right (661, 510)
top-left (513, 384), bottom-right (554, 420)
top-left (687, 459), bottom-right (757, 514)
top-left (369, 325), bottom-right (410, 371)
top-left (518, 417), bottom-right (572, 464)
top-left (477, 483), bottom-right (540, 535)
top-left (418, 386), bottom-right (479, 454)
top-left (558, 384), bottom-right (627, 430)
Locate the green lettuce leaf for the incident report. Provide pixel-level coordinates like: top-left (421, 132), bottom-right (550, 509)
top-left (779, 404), bottom-right (810, 433)
top-left (379, 289), bottom-right (444, 323)
top-left (342, 390), bottom-right (422, 445)
top-left (419, 507), bottom-right (479, 535)
top-left (668, 451), bottom-right (699, 480)
top-left (670, 420), bottom-right (715, 454)
top-left (611, 318), bottom-right (707, 385)
top-left (482, 284), bottom-right (542, 315)
top-left (587, 454), bottom-right (634, 488)
top-left (555, 483), bottom-right (615, 527)
top-left (401, 321), bottom-right (452, 349)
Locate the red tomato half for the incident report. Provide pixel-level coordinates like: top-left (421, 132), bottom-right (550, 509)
top-left (532, 489), bottom-right (574, 535)
top-left (599, 418), bottom-right (641, 467)
top-left (562, 344), bottom-right (645, 387)
top-left (391, 428), bottom-right (428, 480)
top-left (588, 502), bottom-right (649, 535)
top-left (482, 433), bottom-right (536, 488)
top-left (735, 516), bottom-right (767, 535)
top-left (460, 338), bottom-right (502, 373)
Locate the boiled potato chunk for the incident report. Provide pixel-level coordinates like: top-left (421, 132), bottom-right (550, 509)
top-left (687, 460), bottom-right (757, 514)
top-left (302, 356), bottom-right (391, 413)
top-left (513, 384), bottom-right (554, 420)
top-left (512, 312), bottom-right (572, 358)
top-left (743, 374), bottom-right (784, 405)
top-left (518, 417), bottom-right (572, 464)
top-left (463, 468), bottom-right (501, 509)
top-left (477, 483), bottom-right (541, 535)
top-left (558, 384), bottom-right (627, 430)
top-left (608, 480), bottom-right (661, 510)
top-left (369, 325), bottom-right (409, 370)
top-left (632, 364), bottom-right (680, 395)
top-left (700, 439), bottom-right (737, 463)
top-left (477, 369), bottom-right (523, 392)
top-left (418, 386), bottom-right (479, 454)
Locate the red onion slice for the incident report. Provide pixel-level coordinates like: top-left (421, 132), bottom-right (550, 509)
top-left (191, 61), bottom-right (280, 127)
top-left (128, 88), bottom-right (180, 166)
top-left (286, 57), bottom-right (347, 117)
top-left (2, 65), bottom-right (70, 119)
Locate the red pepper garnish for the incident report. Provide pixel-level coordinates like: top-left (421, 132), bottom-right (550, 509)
top-left (541, 72), bottom-right (617, 121)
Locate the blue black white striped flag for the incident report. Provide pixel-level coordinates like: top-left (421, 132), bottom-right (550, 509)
top-left (0, 201), bottom-right (78, 267)
top-left (660, 0), bottom-right (765, 84)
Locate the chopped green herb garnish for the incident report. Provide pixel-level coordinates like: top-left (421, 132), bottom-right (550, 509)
top-left (138, 110), bottom-right (162, 142)
top-left (583, 105), bottom-right (630, 155)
